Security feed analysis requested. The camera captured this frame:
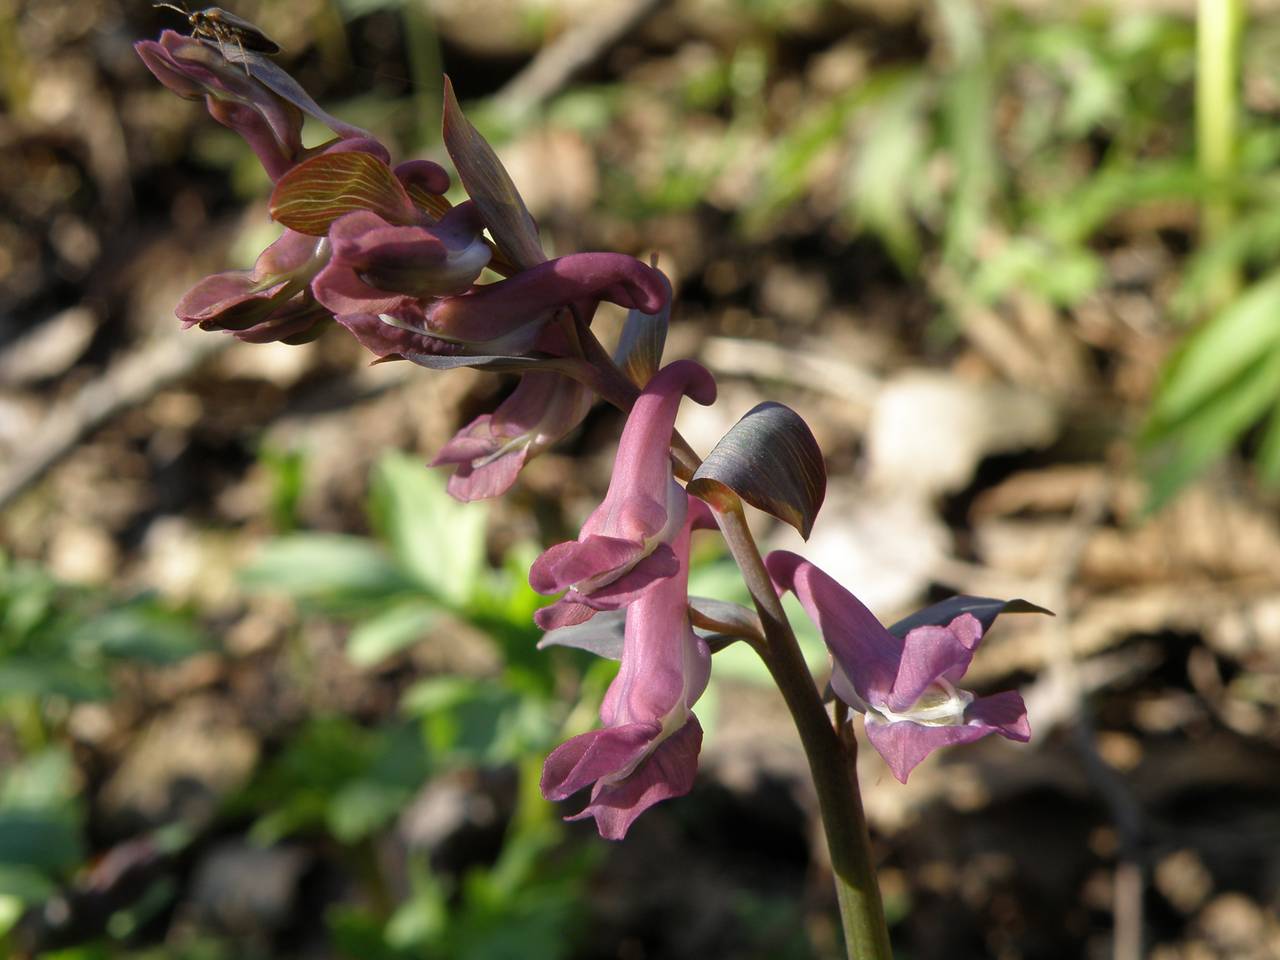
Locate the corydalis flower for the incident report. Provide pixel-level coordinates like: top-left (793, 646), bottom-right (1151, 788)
top-left (334, 252), bottom-right (671, 362)
top-left (431, 369), bottom-right (592, 501)
top-left (541, 509), bottom-right (709, 840)
top-left (310, 202), bottom-right (491, 319)
top-left (765, 551), bottom-right (1030, 782)
top-left (175, 229), bottom-right (331, 343)
top-left (529, 360), bottom-right (716, 630)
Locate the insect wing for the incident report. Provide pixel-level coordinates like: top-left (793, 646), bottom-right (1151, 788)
top-left (199, 7), bottom-right (280, 53)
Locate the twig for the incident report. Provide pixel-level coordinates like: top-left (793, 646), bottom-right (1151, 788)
top-left (490, 0), bottom-right (668, 119)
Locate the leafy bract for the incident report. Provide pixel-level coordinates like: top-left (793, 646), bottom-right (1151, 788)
top-left (613, 269), bottom-right (671, 389)
top-left (536, 610), bottom-right (626, 660)
top-left (887, 595), bottom-right (1052, 638)
top-left (688, 401), bottom-right (826, 539)
top-left (270, 151), bottom-right (416, 236)
top-left (229, 51), bottom-right (372, 141)
top-left (442, 77), bottom-right (545, 272)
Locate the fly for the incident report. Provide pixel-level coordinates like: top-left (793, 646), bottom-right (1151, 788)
top-left (153, 3), bottom-right (280, 73)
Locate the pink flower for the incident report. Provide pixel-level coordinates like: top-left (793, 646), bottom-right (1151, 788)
top-left (765, 551), bottom-right (1030, 782)
top-left (529, 360), bottom-right (716, 630)
top-left (331, 252), bottom-right (670, 363)
top-left (541, 507), bottom-right (709, 839)
top-left (174, 229), bottom-right (331, 343)
top-left (310, 203), bottom-right (491, 317)
top-left (430, 370), bottom-right (593, 501)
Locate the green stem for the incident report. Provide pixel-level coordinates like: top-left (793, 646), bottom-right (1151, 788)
top-left (578, 327), bottom-right (892, 958)
top-left (1197, 0), bottom-right (1244, 303)
top-left (712, 500), bottom-right (892, 960)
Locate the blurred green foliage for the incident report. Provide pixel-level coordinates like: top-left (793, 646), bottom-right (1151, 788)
top-left (0, 455), bottom-right (608, 958)
top-left (237, 453), bottom-right (601, 958)
top-left (0, 558), bottom-right (207, 946)
top-left (0, 554), bottom-right (207, 731)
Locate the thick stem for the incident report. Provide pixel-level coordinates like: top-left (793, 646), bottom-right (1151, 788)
top-left (578, 324), bottom-right (892, 957)
top-left (713, 500), bottom-right (892, 960)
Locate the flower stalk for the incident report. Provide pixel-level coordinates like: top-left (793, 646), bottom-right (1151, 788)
top-left (708, 499), bottom-right (893, 960)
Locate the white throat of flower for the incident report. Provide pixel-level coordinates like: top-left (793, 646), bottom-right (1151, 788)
top-left (866, 678), bottom-right (974, 727)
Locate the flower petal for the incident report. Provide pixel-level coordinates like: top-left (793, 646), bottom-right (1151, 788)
top-left (864, 689), bottom-right (1030, 783)
top-left (570, 719), bottom-right (703, 840)
top-left (864, 717), bottom-right (999, 783)
top-left (965, 690), bottom-right (1031, 742)
top-left (885, 614), bottom-right (983, 714)
top-left (529, 535), bottom-right (653, 596)
top-left (430, 370), bottom-right (594, 501)
top-left (541, 721), bottom-right (661, 802)
top-left (764, 551), bottom-right (902, 704)
top-left (533, 598), bottom-right (599, 632)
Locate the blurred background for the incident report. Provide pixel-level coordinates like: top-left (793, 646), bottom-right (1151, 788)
top-left (3, 0), bottom-right (1280, 957)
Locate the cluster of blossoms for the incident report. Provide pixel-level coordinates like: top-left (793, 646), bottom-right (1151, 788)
top-left (138, 33), bottom-right (1032, 841)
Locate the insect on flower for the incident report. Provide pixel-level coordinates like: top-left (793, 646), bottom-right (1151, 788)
top-left (153, 3), bottom-right (279, 73)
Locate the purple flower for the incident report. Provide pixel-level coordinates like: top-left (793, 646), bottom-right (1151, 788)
top-left (332, 252), bottom-right (670, 362)
top-left (430, 369), bottom-right (593, 501)
top-left (765, 551), bottom-right (1030, 783)
top-left (529, 360), bottom-right (716, 630)
top-left (541, 508), bottom-right (709, 839)
top-left (135, 31), bottom-right (373, 181)
top-left (310, 203), bottom-right (491, 317)
top-left (175, 229), bottom-right (331, 343)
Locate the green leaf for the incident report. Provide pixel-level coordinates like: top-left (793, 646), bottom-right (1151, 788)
top-left (68, 605), bottom-right (205, 665)
top-left (402, 677), bottom-right (554, 765)
top-left (371, 453), bottom-right (487, 609)
top-left (269, 151), bottom-right (416, 236)
top-left (688, 402), bottom-right (827, 539)
top-left (0, 658), bottom-right (112, 702)
top-left (0, 750), bottom-right (82, 885)
top-left (0, 809), bottom-right (82, 875)
top-left (1147, 272), bottom-right (1280, 432)
top-left (346, 602), bottom-right (440, 668)
top-left (846, 73), bottom-right (929, 269)
top-left (1038, 160), bottom-right (1202, 247)
top-left (241, 533), bottom-right (415, 609)
top-left (385, 874), bottom-right (448, 949)
top-left (1144, 346), bottom-right (1280, 508)
top-left (0, 864), bottom-right (54, 903)
top-left (442, 77), bottom-right (545, 271)
top-left (1256, 397), bottom-right (1280, 487)
top-left (0, 749), bottom-right (79, 809)
top-left (327, 779), bottom-right (411, 843)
